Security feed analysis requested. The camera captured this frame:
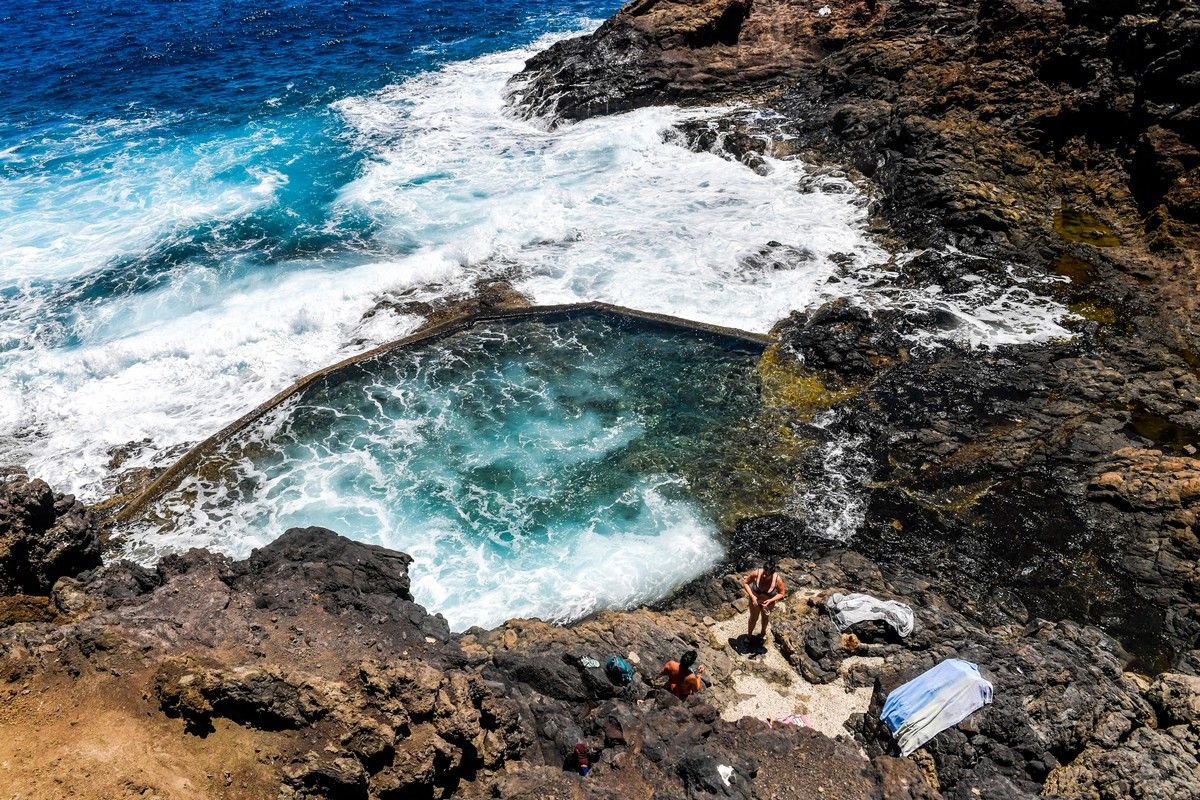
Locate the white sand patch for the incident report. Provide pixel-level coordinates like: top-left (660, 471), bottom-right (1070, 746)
top-left (704, 605), bottom-right (877, 745)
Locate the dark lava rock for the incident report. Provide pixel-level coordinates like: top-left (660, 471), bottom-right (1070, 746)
top-left (726, 513), bottom-right (829, 569)
top-left (230, 526), bottom-right (451, 643)
top-left (4, 519), bottom-right (1199, 797)
top-left (515, 0), bottom-right (1200, 251)
top-left (511, 0), bottom-right (1200, 679)
top-left (0, 476), bottom-right (100, 596)
top-left (361, 277), bottom-right (530, 332)
top-left (1040, 723), bottom-right (1200, 800)
top-left (775, 298), bottom-right (908, 381)
top-left (509, 0), bottom-right (879, 127)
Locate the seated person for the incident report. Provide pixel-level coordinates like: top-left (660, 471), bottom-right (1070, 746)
top-left (659, 649), bottom-right (705, 700)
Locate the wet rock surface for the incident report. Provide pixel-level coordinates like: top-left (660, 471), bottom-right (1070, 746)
top-left (778, 301), bottom-right (1200, 672)
top-left (515, 0), bottom-right (1200, 250)
top-left (360, 278), bottom-right (531, 339)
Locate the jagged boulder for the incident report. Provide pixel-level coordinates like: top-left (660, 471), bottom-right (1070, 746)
top-left (775, 299), bottom-right (908, 381)
top-left (0, 477), bottom-right (100, 596)
top-left (1041, 724), bottom-right (1200, 800)
top-left (1147, 673), bottom-right (1200, 726)
top-left (282, 752), bottom-right (369, 799)
top-left (154, 661), bottom-right (347, 731)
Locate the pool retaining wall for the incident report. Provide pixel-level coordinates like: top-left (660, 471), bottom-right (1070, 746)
top-left (114, 302), bottom-right (771, 522)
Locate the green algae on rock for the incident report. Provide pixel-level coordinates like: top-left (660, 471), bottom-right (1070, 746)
top-left (756, 343), bottom-right (857, 418)
top-left (1054, 207), bottom-right (1122, 247)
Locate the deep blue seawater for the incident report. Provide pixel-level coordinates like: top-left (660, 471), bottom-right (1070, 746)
top-left (2, 0), bottom-right (611, 124)
top-left (0, 0), bottom-right (615, 297)
top-left (0, 0), bottom-right (888, 506)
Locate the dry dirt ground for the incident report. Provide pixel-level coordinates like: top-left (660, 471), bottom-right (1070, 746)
top-left (0, 667), bottom-right (283, 800)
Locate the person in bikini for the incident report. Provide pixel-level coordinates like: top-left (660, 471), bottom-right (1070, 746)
top-left (743, 559), bottom-right (786, 639)
top-left (659, 649), bottom-right (705, 700)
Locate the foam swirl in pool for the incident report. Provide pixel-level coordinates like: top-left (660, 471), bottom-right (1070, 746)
top-left (123, 312), bottom-right (764, 629)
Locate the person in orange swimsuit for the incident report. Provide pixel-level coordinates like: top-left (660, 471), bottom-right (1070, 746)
top-left (659, 649), bottom-right (705, 700)
top-left (743, 559), bottom-right (786, 639)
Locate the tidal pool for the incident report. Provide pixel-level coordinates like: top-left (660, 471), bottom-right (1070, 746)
top-left (124, 311), bottom-right (766, 629)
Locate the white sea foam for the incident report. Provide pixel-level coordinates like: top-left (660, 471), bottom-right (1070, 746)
top-left (118, 320), bottom-right (738, 631)
top-left (793, 412), bottom-right (871, 542)
top-left (0, 114), bottom-right (285, 282)
top-left (333, 45), bottom-right (888, 333)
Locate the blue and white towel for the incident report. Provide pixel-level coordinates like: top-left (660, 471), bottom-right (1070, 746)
top-left (881, 658), bottom-right (994, 756)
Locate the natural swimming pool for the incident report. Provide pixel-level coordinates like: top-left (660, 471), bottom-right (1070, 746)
top-left (122, 310), bottom-right (768, 629)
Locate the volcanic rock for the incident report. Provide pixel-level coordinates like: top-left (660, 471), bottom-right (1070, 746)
top-left (510, 0), bottom-right (879, 126)
top-left (3, 521), bottom-right (1198, 798)
top-left (0, 476), bottom-right (100, 596)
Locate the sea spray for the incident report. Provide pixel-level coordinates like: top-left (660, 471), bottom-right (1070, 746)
top-left (1, 28), bottom-right (901, 502)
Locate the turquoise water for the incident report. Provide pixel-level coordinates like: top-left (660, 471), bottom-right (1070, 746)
top-left (125, 313), bottom-right (763, 629)
top-left (1, 0), bottom-right (1070, 628)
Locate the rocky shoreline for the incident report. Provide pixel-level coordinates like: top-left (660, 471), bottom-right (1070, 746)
top-left (4, 483), bottom-right (1196, 799)
top-left (4, 0), bottom-right (1200, 797)
top-left (511, 0), bottom-right (1200, 667)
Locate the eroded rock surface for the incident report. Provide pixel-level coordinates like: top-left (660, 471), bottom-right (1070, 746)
top-left (512, 0), bottom-right (1200, 672)
top-left (3, 525), bottom-right (1196, 798)
top-left (510, 0), bottom-right (881, 125)
top-left (514, 0), bottom-right (1200, 250)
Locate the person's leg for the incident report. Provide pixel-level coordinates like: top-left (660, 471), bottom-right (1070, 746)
top-left (758, 605), bottom-right (770, 636)
top-left (747, 602), bottom-right (760, 638)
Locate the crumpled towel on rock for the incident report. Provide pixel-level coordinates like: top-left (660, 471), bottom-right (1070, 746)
top-left (881, 658), bottom-right (994, 756)
top-left (825, 592), bottom-right (915, 637)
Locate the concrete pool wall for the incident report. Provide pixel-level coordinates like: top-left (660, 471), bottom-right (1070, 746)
top-left (115, 301), bottom-right (771, 523)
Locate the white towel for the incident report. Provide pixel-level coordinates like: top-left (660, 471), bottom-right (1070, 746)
top-left (826, 592), bottom-right (915, 637)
